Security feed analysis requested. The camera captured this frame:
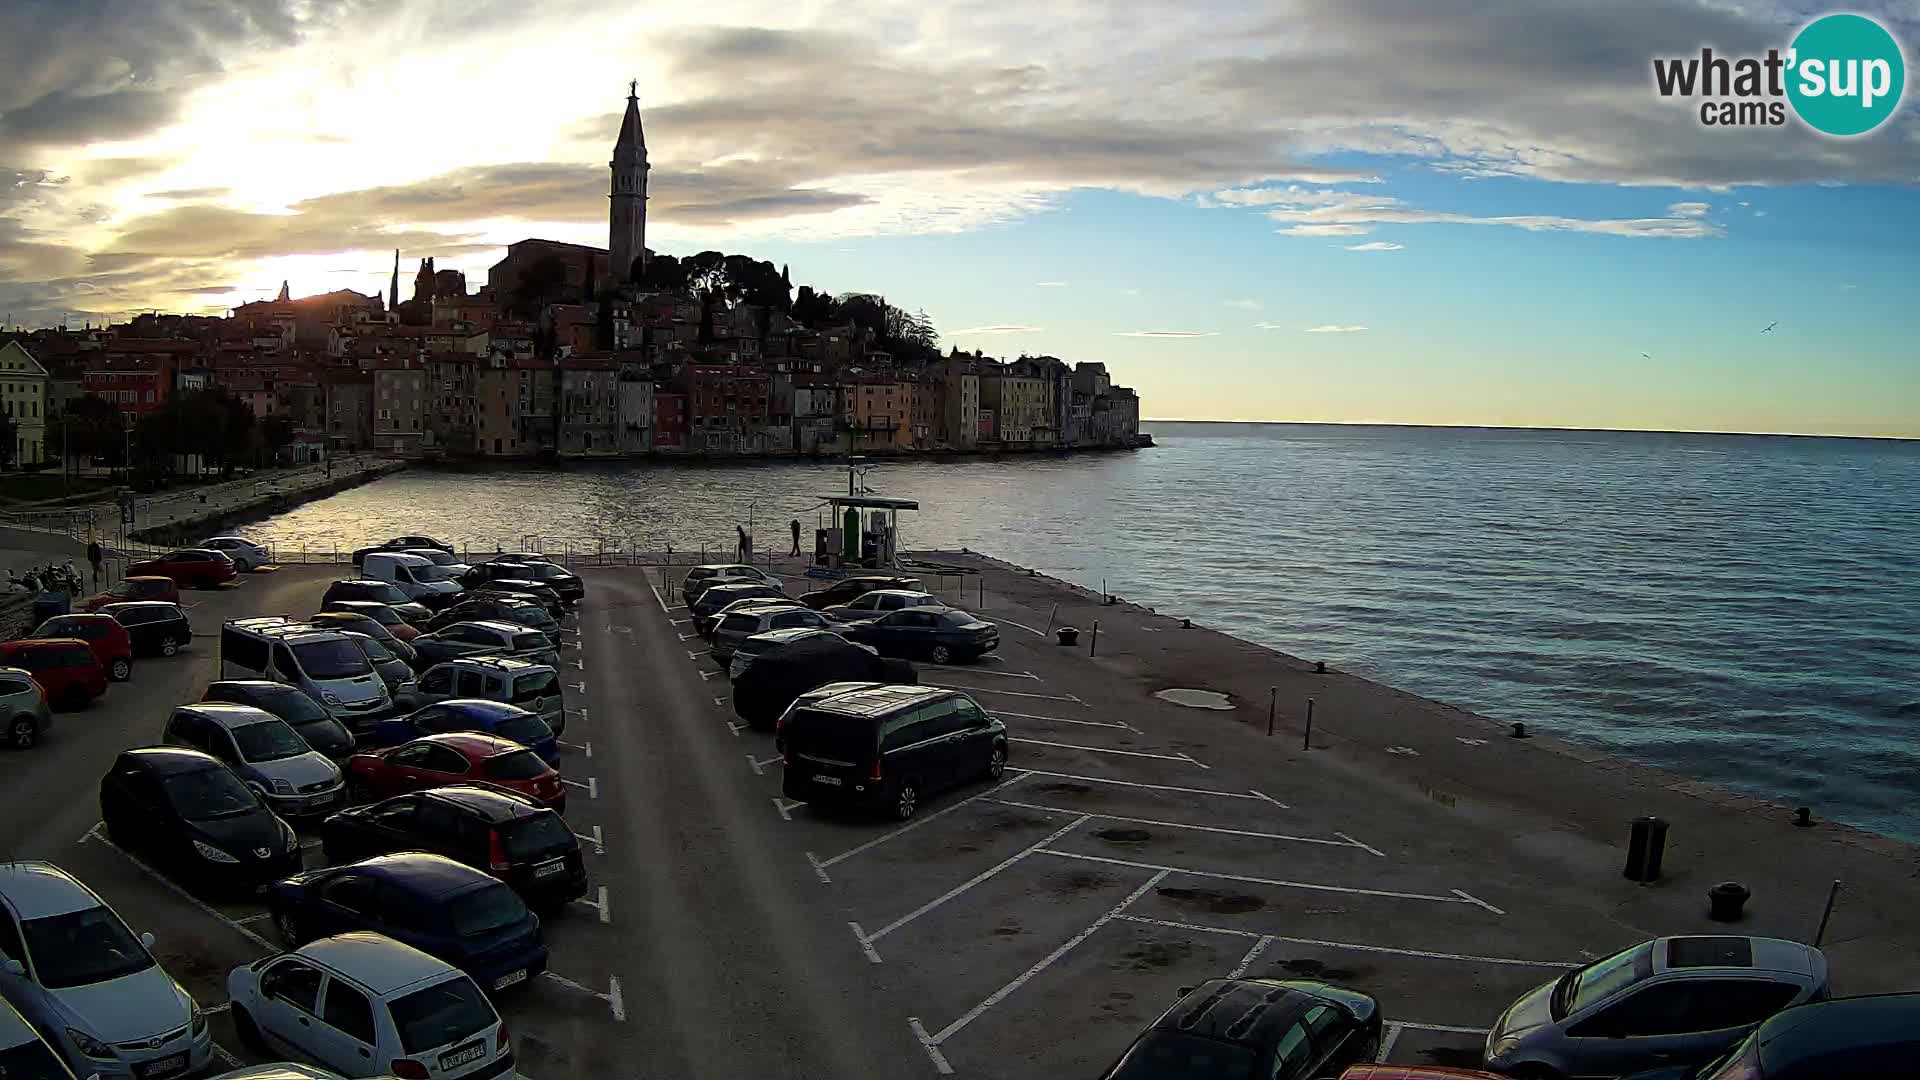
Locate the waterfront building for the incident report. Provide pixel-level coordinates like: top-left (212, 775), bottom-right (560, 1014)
top-left (684, 363), bottom-right (771, 454)
top-left (475, 357), bottom-right (522, 457)
top-left (371, 358), bottom-right (427, 456)
top-left (0, 340), bottom-right (48, 466)
top-left (325, 371), bottom-right (373, 451)
top-left (848, 374), bottom-right (912, 451)
top-left (979, 360), bottom-right (1049, 445)
top-left (792, 378), bottom-right (839, 454)
top-left (618, 364), bottom-right (654, 454)
top-left (559, 355), bottom-right (621, 455)
top-left (938, 353), bottom-right (981, 450)
top-left (653, 391), bottom-right (687, 450)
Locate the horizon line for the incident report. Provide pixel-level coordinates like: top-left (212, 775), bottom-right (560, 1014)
top-left (1141, 418), bottom-right (1919, 444)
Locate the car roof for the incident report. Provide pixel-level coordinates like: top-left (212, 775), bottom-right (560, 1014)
top-left (100, 600), bottom-right (182, 612)
top-left (423, 784), bottom-right (546, 820)
top-left (1655, 936), bottom-right (1822, 977)
top-left (445, 620), bottom-right (527, 635)
top-left (413, 732), bottom-right (523, 756)
top-left (346, 853), bottom-right (501, 898)
top-left (440, 655), bottom-right (543, 673)
top-left (329, 600), bottom-right (389, 610)
top-left (120, 746), bottom-right (226, 775)
top-left (204, 536), bottom-right (253, 543)
top-left (1756, 993), bottom-right (1920, 1067)
top-left (47, 612), bottom-right (115, 622)
top-left (207, 679), bottom-right (300, 695)
top-left (121, 576), bottom-right (172, 584)
top-left (297, 932), bottom-right (462, 995)
top-left (691, 563), bottom-right (755, 573)
top-left (863, 589), bottom-right (934, 599)
top-left (0, 861), bottom-right (105, 920)
top-left (1150, 979), bottom-right (1327, 1049)
top-left (425, 699), bottom-right (531, 719)
top-left (750, 627), bottom-right (837, 643)
top-left (330, 579), bottom-right (389, 588)
top-left (9, 637), bottom-right (88, 649)
top-left (367, 551), bottom-right (432, 565)
top-left (807, 683), bottom-right (950, 717)
top-left (228, 619), bottom-right (344, 645)
top-left (177, 703), bottom-right (283, 729)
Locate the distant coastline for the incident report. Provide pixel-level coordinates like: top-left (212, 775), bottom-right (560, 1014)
top-left (1143, 418), bottom-right (1918, 443)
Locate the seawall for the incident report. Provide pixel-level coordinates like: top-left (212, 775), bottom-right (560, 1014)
top-left (127, 460), bottom-right (407, 547)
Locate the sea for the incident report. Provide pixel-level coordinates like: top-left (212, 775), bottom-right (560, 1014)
top-left (235, 423), bottom-right (1920, 842)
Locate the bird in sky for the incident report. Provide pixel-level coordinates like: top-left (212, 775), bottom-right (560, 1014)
top-left (1641, 352), bottom-right (1653, 359)
top-left (1762, 321), bottom-right (1778, 334)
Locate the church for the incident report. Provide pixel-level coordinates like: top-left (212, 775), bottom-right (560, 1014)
top-left (486, 83), bottom-right (651, 300)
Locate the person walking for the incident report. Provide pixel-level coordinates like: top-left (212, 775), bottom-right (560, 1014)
top-left (86, 538), bottom-right (103, 591)
top-left (789, 519), bottom-right (801, 557)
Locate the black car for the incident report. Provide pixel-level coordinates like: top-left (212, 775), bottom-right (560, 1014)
top-left (98, 600), bottom-right (192, 656)
top-left (411, 621), bottom-right (558, 669)
top-left (1099, 979), bottom-right (1383, 1080)
top-left (498, 560), bottom-right (582, 604)
top-left (201, 679), bottom-right (357, 759)
top-left (1623, 993), bottom-right (1920, 1080)
top-left (733, 633), bottom-right (913, 729)
top-left (472, 581), bottom-right (565, 615)
top-left (691, 582), bottom-right (787, 634)
top-left (798, 575), bottom-right (925, 610)
top-left (781, 684), bottom-right (1005, 820)
top-left (841, 606), bottom-right (1000, 664)
top-left (341, 631), bottom-right (418, 703)
top-left (351, 535), bottom-right (455, 565)
top-left (320, 579), bottom-right (431, 624)
top-left (263, 852), bottom-right (549, 994)
top-left (320, 785), bottom-right (588, 908)
top-left (424, 596), bottom-right (558, 634)
top-left (98, 747), bottom-right (301, 891)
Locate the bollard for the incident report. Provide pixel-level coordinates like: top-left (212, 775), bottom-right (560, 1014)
top-left (1793, 806), bottom-right (1814, 828)
top-left (1707, 881), bottom-right (1751, 922)
top-left (1056, 627), bottom-right (1079, 646)
top-left (1266, 686), bottom-right (1277, 736)
top-left (1510, 722), bottom-right (1530, 739)
top-left (1181, 618), bottom-right (1192, 629)
top-left (979, 574), bottom-right (985, 609)
top-left (1623, 816), bottom-right (1669, 882)
top-left (1813, 879), bottom-right (1842, 946)
top-left (1303, 697), bottom-right (1315, 750)
top-left (1089, 620), bottom-right (1100, 657)
top-left (1314, 660), bottom-right (1327, 674)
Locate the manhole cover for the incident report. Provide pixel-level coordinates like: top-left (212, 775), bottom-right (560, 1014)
top-left (1155, 688), bottom-right (1234, 710)
top-left (1094, 827), bottom-right (1152, 844)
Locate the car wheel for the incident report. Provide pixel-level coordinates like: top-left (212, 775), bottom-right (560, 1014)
top-left (274, 909), bottom-right (302, 946)
top-left (110, 657), bottom-right (132, 681)
top-left (984, 742), bottom-right (1006, 780)
top-left (233, 559), bottom-right (251, 572)
top-left (160, 636), bottom-right (179, 656)
top-left (232, 1006), bottom-right (265, 1054)
top-left (891, 779), bottom-right (919, 821)
top-left (8, 716), bottom-right (36, 750)
top-left (929, 644), bottom-right (952, 664)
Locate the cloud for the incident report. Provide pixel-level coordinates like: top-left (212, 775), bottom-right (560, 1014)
top-left (1254, 188), bottom-right (1720, 239)
top-left (1116, 330), bottom-right (1217, 338)
top-left (1304, 324), bottom-right (1369, 333)
top-left (1033, 281), bottom-right (1068, 287)
top-left (1344, 241), bottom-right (1404, 251)
top-left (951, 324), bottom-right (1044, 334)
top-left (147, 186), bottom-right (231, 200)
top-left (1278, 224), bottom-right (1373, 236)
top-left (1667, 201), bottom-right (1711, 218)
top-left (1224, 298), bottom-right (1262, 310)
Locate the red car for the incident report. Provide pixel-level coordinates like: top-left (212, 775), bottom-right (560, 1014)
top-left (126, 548), bottom-right (236, 589)
top-left (0, 639), bottom-right (109, 710)
top-left (345, 733), bottom-right (565, 810)
top-left (80, 575), bottom-right (180, 612)
top-left (29, 614), bottom-right (134, 681)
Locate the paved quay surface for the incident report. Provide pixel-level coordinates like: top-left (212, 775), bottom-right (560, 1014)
top-left (3, 555), bottom-right (1915, 1079)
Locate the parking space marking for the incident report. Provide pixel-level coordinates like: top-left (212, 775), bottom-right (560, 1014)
top-left (908, 1017), bottom-right (954, 1075)
top-left (570, 681), bottom-right (588, 693)
top-left (559, 739), bottom-right (592, 758)
top-left (726, 721), bottom-right (746, 737)
top-left (648, 584), bottom-right (671, 614)
top-left (1399, 1021), bottom-right (1492, 1035)
top-left (811, 773), bottom-right (1033, 871)
top-left (609, 975), bottom-right (626, 1022)
top-left (805, 852), bottom-right (833, 883)
top-left (928, 683), bottom-right (1083, 704)
top-left (234, 912), bottom-right (272, 925)
top-left (1035, 849), bottom-right (1502, 910)
top-left (1451, 889), bottom-right (1507, 915)
top-left (1010, 737), bottom-right (1208, 768)
top-left (90, 829), bottom-right (274, 951)
top-left (570, 657), bottom-right (585, 670)
top-left (984, 799), bottom-right (1364, 852)
top-left (1115, 914), bottom-right (1573, 967)
top-left (745, 753), bottom-right (783, 776)
top-left (922, 664), bottom-right (1040, 680)
top-left (714, 695), bottom-right (730, 708)
top-left (541, 971), bottom-right (627, 1022)
top-left (573, 825), bottom-right (604, 854)
top-left (772, 797), bottom-right (804, 821)
top-left (680, 634), bottom-right (700, 642)
top-left (995, 709), bottom-right (1139, 732)
top-left (1009, 768), bottom-right (1288, 807)
top-left (211, 1043), bottom-right (243, 1070)
top-left (562, 777), bottom-right (598, 799)
top-left (1375, 1024), bottom-right (1402, 1063)
top-left (670, 618), bottom-right (689, 626)
top-left (1334, 831), bottom-right (1385, 858)
top-left (1226, 934), bottom-right (1276, 979)
top-left (997, 617), bottom-right (1048, 638)
top-left (859, 814), bottom-right (1092, 961)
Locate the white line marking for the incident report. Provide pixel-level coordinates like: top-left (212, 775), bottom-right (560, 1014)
top-left (850, 921), bottom-right (883, 964)
top-left (1248, 788), bottom-right (1287, 808)
top-left (570, 681), bottom-right (587, 693)
top-left (79, 821), bottom-right (102, 844)
top-left (1335, 831), bottom-right (1386, 858)
top-left (700, 669), bottom-right (721, 680)
top-left (1398, 1021), bottom-right (1493, 1035)
top-left (909, 1017), bottom-right (954, 1075)
top-left (923, 664), bottom-right (1039, 680)
top-left (726, 722), bottom-right (746, 738)
top-left (772, 797), bottom-right (797, 821)
top-left (570, 657), bottom-right (585, 670)
top-left (595, 885), bottom-right (609, 923)
top-left (993, 709), bottom-right (1136, 731)
top-left (1011, 737), bottom-right (1204, 766)
top-left (746, 753), bottom-right (764, 775)
top-left (606, 625), bottom-right (632, 634)
top-left (1452, 888), bottom-right (1508, 915)
top-left (94, 835), bottom-right (274, 950)
top-left (559, 739), bottom-right (593, 758)
top-left (608, 976), bottom-right (626, 1022)
top-left (1376, 1023), bottom-right (1401, 1063)
top-left (984, 799), bottom-right (1358, 849)
top-left (1227, 934), bottom-right (1276, 979)
top-left (202, 1002), bottom-right (232, 1015)
top-left (234, 912), bottom-right (272, 925)
top-left (680, 634), bottom-right (699, 642)
top-left (211, 1043), bottom-right (242, 1070)
top-left (928, 682), bottom-right (1082, 703)
top-left (814, 774), bottom-right (1032, 869)
top-left (1112, 915), bottom-right (1575, 967)
top-left (542, 971), bottom-right (599, 996)
top-left (648, 583), bottom-right (670, 614)
top-left (300, 838), bottom-right (322, 850)
top-left (573, 825), bottom-right (604, 854)
top-left (561, 777), bottom-right (598, 799)
top-left (867, 815), bottom-right (1091, 946)
top-left (1035, 849), bottom-right (1499, 909)
top-left (713, 696), bottom-right (728, 707)
top-left (805, 851), bottom-right (832, 883)
top-left (670, 618), bottom-right (689, 626)
top-left (1011, 768), bottom-right (1286, 805)
top-left (930, 869), bottom-right (1169, 1045)
top-left (998, 617), bottom-right (1047, 638)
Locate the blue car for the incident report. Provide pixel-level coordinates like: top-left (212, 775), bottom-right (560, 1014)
top-left (361, 698), bottom-right (559, 767)
top-left (262, 852), bottom-right (548, 995)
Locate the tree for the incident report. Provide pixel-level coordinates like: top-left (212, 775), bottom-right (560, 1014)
top-left (261, 415), bottom-right (297, 462)
top-left (637, 253), bottom-right (686, 292)
top-left (0, 412), bottom-right (15, 468)
top-left (48, 395), bottom-right (125, 466)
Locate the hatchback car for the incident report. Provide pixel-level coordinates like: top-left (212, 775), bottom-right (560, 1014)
top-left (701, 597), bottom-right (809, 640)
top-left (29, 614), bottom-right (134, 681)
top-left (821, 588), bottom-right (942, 624)
top-left (729, 627), bottom-right (860, 682)
top-left (227, 933), bottom-right (512, 1080)
top-left (321, 786), bottom-right (587, 908)
top-left (98, 748), bottom-right (301, 890)
top-left (841, 606), bottom-right (1001, 664)
top-left (201, 680), bottom-right (356, 760)
top-left (494, 560), bottom-right (581, 604)
top-left (78, 576), bottom-right (178, 613)
top-left (0, 668), bottom-right (52, 750)
top-left (319, 581), bottom-right (430, 625)
top-left (411, 658), bottom-right (566, 737)
top-left (411, 621), bottom-right (559, 670)
top-left (161, 704), bottom-right (347, 819)
top-left (681, 564), bottom-right (782, 607)
top-left (1619, 992), bottom-right (1920, 1080)
top-left (690, 583), bottom-right (788, 634)
top-left (798, 574), bottom-right (925, 610)
top-left (0, 640), bottom-right (106, 711)
top-left (315, 600), bottom-right (422, 643)
top-left (468, 581), bottom-right (564, 615)
top-left (401, 549), bottom-right (472, 579)
top-left (0, 994), bottom-right (77, 1080)
top-left (709, 604), bottom-right (834, 662)
top-left (98, 601), bottom-right (193, 657)
top-left (201, 537), bottom-right (272, 572)
top-left (424, 597), bottom-right (557, 634)
top-left (1483, 936), bottom-right (1830, 1080)
top-left (127, 548), bottom-right (235, 589)
top-left (782, 684), bottom-right (1007, 820)
top-left (308, 611), bottom-right (420, 664)
top-left (351, 536), bottom-right (455, 566)
top-left (346, 734), bottom-right (564, 810)
top-left (365, 700), bottom-right (559, 767)
top-left (0, 861), bottom-right (212, 1080)
top-left (264, 854), bottom-right (547, 994)
top-left (1102, 978), bottom-right (1383, 1079)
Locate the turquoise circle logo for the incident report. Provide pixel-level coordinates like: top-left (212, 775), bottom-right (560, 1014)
top-left (1787, 13), bottom-right (1905, 136)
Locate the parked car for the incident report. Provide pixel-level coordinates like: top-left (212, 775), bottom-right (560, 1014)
top-left (127, 548), bottom-right (236, 589)
top-left (781, 684), bottom-right (1006, 820)
top-left (0, 995), bottom-right (78, 1080)
top-left (361, 553), bottom-right (463, 610)
top-left (797, 574), bottom-right (925, 610)
top-left (822, 588), bottom-right (943, 624)
top-left (206, 1066), bottom-right (344, 1080)
top-left (729, 627), bottom-right (862, 682)
top-left (700, 598), bottom-right (807, 640)
top-left (307, 611), bottom-right (418, 665)
top-left (423, 596), bottom-right (558, 634)
top-left (350, 536), bottom-right (455, 566)
top-left (841, 606), bottom-right (1001, 664)
top-left (484, 552), bottom-right (550, 566)
top-left (98, 747), bottom-right (301, 890)
top-left (29, 613), bottom-right (133, 680)
top-left (263, 854), bottom-right (547, 994)
top-left (318, 581), bottom-right (430, 625)
top-left (219, 619), bottom-right (390, 728)
top-left (1483, 936), bottom-right (1830, 1080)
top-left (201, 681), bottom-right (356, 761)
top-left (320, 786), bottom-right (587, 908)
top-left (1619, 992), bottom-right (1920, 1080)
top-left (401, 548), bottom-right (472, 579)
top-left (732, 634), bottom-right (914, 731)
top-left (363, 700), bottom-right (559, 767)
top-left (710, 605), bottom-right (835, 662)
top-left (317, 599), bottom-right (423, 642)
top-left (99, 601), bottom-right (193, 657)
top-left (0, 668), bottom-right (51, 750)
top-left (341, 632), bottom-right (418, 704)
top-left (0, 861), bottom-right (213, 1080)
top-left (468, 581), bottom-right (564, 615)
top-left (410, 658), bottom-right (566, 736)
top-left (681, 564), bottom-right (782, 606)
top-left (772, 680), bottom-right (886, 752)
top-left (161, 704), bottom-right (347, 819)
top-left (457, 562), bottom-right (538, 590)
top-left (346, 734), bottom-right (564, 810)
top-left (1340, 1070), bottom-right (1504, 1080)
top-left (690, 582), bottom-right (787, 634)
top-left (0, 640), bottom-right (106, 711)
top-left (492, 560), bottom-right (581, 604)
top-left (1101, 979), bottom-right (1383, 1080)
top-left (201, 536), bottom-right (273, 572)
top-left (226, 933), bottom-right (513, 1080)
top-left (79, 576), bottom-right (180, 613)
top-left (411, 621), bottom-right (559, 670)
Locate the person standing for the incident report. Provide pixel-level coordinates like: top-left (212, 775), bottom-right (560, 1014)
top-left (737, 524), bottom-right (751, 562)
top-left (86, 538), bottom-right (103, 591)
top-left (789, 519), bottom-right (801, 557)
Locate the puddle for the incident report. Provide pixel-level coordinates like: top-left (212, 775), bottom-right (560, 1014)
top-left (1156, 886), bottom-right (1265, 914)
top-left (1155, 688), bottom-right (1234, 710)
top-left (1094, 827), bottom-right (1153, 844)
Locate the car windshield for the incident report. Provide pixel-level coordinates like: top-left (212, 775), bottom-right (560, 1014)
top-left (366, 607), bottom-right (403, 626)
top-left (0, 1038), bottom-right (69, 1080)
top-left (494, 713), bottom-right (553, 745)
top-left (389, 976), bottom-right (496, 1054)
top-left (500, 813), bottom-right (573, 860)
top-left (363, 583), bottom-right (409, 604)
top-left (511, 632), bottom-right (550, 654)
top-left (509, 605), bottom-right (555, 627)
top-left (513, 671), bottom-right (557, 702)
top-left (1558, 941), bottom-right (1656, 1017)
top-left (488, 750), bottom-right (548, 781)
top-left (412, 564), bottom-right (455, 582)
top-left (415, 551), bottom-right (458, 566)
top-left (448, 885), bottom-right (527, 937)
top-left (232, 719), bottom-right (310, 762)
top-left (1109, 1032), bottom-right (1257, 1078)
top-left (292, 639), bottom-right (374, 680)
top-left (354, 636), bottom-right (397, 663)
top-left (20, 906), bottom-right (155, 989)
top-left (162, 766), bottom-right (261, 820)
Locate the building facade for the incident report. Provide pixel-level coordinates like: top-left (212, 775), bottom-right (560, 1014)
top-left (0, 341), bottom-right (48, 465)
top-left (372, 361), bottom-right (427, 455)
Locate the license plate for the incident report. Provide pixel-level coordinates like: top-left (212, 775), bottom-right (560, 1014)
top-left (493, 969), bottom-right (528, 990)
top-left (139, 1054), bottom-right (188, 1079)
top-left (439, 1042), bottom-right (486, 1070)
top-left (533, 859), bottom-right (565, 878)
top-left (814, 775), bottom-right (843, 786)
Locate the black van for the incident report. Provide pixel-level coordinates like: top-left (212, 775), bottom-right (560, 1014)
top-left (781, 685), bottom-right (1007, 820)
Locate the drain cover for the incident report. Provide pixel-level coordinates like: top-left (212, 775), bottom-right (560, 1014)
top-left (1094, 828), bottom-right (1152, 844)
top-left (1155, 688), bottom-right (1234, 710)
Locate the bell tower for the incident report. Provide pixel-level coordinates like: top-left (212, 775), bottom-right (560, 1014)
top-left (609, 81), bottom-right (650, 286)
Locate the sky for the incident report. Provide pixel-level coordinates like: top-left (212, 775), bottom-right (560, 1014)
top-left (2, 0), bottom-right (1917, 437)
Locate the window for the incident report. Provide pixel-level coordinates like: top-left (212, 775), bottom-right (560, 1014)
top-left (319, 874), bottom-right (376, 913)
top-left (262, 959), bottom-right (323, 1013)
top-left (0, 911), bottom-right (23, 963)
top-left (1571, 981), bottom-right (1709, 1038)
top-left (1687, 980), bottom-right (1802, 1031)
top-left (414, 798), bottom-right (470, 845)
top-left (420, 744), bottom-right (470, 774)
top-left (321, 981), bottom-right (377, 1045)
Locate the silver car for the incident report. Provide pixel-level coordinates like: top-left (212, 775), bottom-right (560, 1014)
top-left (0, 667), bottom-right (52, 750)
top-left (1484, 935), bottom-right (1828, 1079)
top-left (161, 704), bottom-right (346, 818)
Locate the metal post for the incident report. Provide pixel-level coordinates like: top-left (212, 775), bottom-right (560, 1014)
top-left (1303, 697), bottom-right (1315, 750)
top-left (1089, 620), bottom-right (1099, 657)
top-left (1267, 686), bottom-right (1277, 736)
top-left (979, 573), bottom-right (984, 609)
top-left (1814, 880), bottom-right (1842, 946)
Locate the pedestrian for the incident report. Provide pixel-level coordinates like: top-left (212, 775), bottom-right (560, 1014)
top-left (737, 524), bottom-right (750, 562)
top-left (789, 519), bottom-right (801, 557)
top-left (86, 538), bottom-right (103, 590)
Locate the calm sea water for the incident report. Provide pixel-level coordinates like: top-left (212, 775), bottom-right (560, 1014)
top-left (238, 424), bottom-right (1920, 841)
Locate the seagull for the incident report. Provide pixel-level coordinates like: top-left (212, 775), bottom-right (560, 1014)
top-left (1761, 321), bottom-right (1778, 334)
top-left (1641, 352), bottom-right (1652, 359)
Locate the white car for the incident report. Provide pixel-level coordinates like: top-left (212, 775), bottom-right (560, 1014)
top-left (402, 550), bottom-right (472, 580)
top-left (228, 933), bottom-right (514, 1080)
top-left (0, 862), bottom-right (211, 1080)
top-left (202, 537), bottom-right (273, 572)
